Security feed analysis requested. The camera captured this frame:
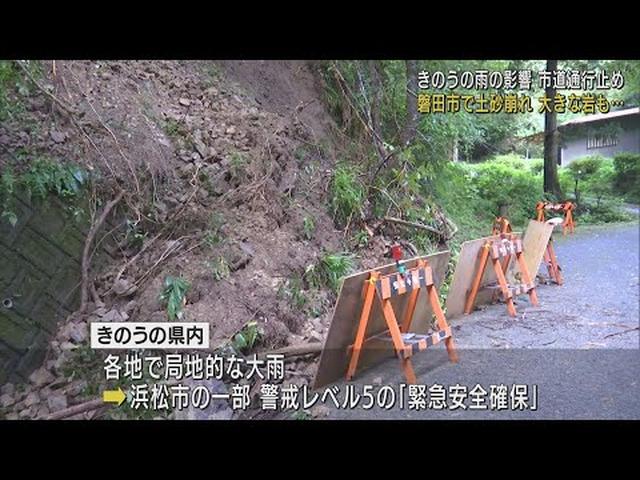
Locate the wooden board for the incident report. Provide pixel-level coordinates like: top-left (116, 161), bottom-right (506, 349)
top-left (446, 222), bottom-right (553, 321)
top-left (445, 235), bottom-right (500, 319)
top-left (508, 219), bottom-right (554, 278)
top-left (312, 251), bottom-right (450, 389)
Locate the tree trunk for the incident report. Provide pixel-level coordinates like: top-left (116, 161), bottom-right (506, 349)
top-left (402, 60), bottom-right (419, 147)
top-left (543, 59), bottom-right (563, 199)
top-left (451, 137), bottom-right (459, 162)
top-left (367, 60), bottom-right (387, 162)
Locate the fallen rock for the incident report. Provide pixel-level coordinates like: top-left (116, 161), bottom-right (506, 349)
top-left (50, 130), bottom-right (66, 143)
top-left (101, 309), bottom-right (126, 323)
top-left (112, 278), bottom-right (137, 297)
top-left (311, 405), bottom-right (331, 418)
top-left (179, 98), bottom-right (191, 107)
top-left (18, 408), bottom-right (33, 419)
top-left (0, 382), bottom-right (14, 396)
top-left (69, 322), bottom-right (88, 343)
top-left (47, 393), bottom-right (68, 412)
top-left (53, 351), bottom-right (72, 374)
top-left (302, 363), bottom-right (317, 377)
top-left (194, 139), bottom-right (208, 159)
top-left (35, 406), bottom-right (50, 419)
top-left (311, 317), bottom-right (324, 333)
top-left (29, 367), bottom-right (54, 387)
top-left (307, 331), bottom-right (323, 343)
top-left (65, 380), bottom-right (88, 397)
top-left (0, 393), bottom-right (15, 408)
top-left (24, 391), bottom-right (40, 408)
top-left (60, 341), bottom-right (78, 351)
top-left (123, 300), bottom-right (138, 315)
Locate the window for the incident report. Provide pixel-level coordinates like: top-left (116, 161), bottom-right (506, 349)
top-left (587, 134), bottom-right (618, 149)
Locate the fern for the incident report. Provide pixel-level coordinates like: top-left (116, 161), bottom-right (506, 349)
top-left (159, 276), bottom-right (190, 321)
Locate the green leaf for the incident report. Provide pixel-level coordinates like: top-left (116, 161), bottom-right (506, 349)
top-left (233, 333), bottom-right (247, 350)
top-left (2, 210), bottom-right (17, 227)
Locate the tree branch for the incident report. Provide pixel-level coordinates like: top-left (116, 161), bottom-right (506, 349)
top-left (79, 190), bottom-right (125, 313)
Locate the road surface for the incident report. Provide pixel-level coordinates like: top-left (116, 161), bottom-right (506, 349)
top-left (324, 221), bottom-right (640, 420)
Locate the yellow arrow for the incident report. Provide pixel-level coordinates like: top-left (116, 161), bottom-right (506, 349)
top-left (103, 388), bottom-right (126, 406)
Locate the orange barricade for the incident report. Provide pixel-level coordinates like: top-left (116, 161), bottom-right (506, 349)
top-left (346, 259), bottom-right (458, 384)
top-left (491, 216), bottom-right (513, 235)
top-left (535, 202), bottom-right (570, 285)
top-left (464, 233), bottom-right (539, 317)
top-left (536, 201), bottom-right (576, 235)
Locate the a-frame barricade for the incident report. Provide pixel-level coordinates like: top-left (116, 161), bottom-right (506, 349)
top-left (464, 233), bottom-right (538, 317)
top-left (346, 259), bottom-right (458, 384)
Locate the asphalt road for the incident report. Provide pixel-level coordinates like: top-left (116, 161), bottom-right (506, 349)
top-left (324, 220), bottom-right (640, 420)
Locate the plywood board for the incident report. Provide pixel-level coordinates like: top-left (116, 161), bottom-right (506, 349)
top-left (313, 251), bottom-right (450, 389)
top-left (445, 235), bottom-right (499, 319)
top-left (445, 230), bottom-right (532, 319)
top-left (512, 220), bottom-right (554, 278)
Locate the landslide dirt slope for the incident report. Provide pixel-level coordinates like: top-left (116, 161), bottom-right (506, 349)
top-left (0, 60), bottom-right (347, 419)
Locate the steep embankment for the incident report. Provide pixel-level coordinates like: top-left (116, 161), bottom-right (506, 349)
top-left (0, 60), bottom-right (346, 419)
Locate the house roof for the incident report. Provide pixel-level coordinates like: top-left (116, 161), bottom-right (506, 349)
top-left (520, 107), bottom-right (640, 143)
top-left (559, 106), bottom-right (640, 128)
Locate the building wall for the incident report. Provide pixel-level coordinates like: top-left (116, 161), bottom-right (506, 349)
top-left (0, 192), bottom-right (116, 384)
top-left (560, 116), bottom-right (640, 166)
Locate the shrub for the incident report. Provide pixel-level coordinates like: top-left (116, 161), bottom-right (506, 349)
top-left (584, 159), bottom-right (615, 206)
top-left (566, 155), bottom-right (603, 204)
top-left (613, 152), bottom-right (640, 203)
top-left (578, 197), bottom-right (631, 224)
top-left (330, 164), bottom-right (364, 227)
top-left (305, 252), bottom-right (354, 293)
top-left (469, 156), bottom-right (542, 226)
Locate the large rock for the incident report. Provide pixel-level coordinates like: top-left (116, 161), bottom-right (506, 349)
top-left (69, 322), bottom-right (88, 343)
top-left (47, 393), bottom-right (68, 413)
top-left (29, 367), bottom-right (54, 387)
top-left (0, 383), bottom-right (14, 396)
top-left (0, 393), bottom-right (15, 408)
top-left (24, 391), bottom-right (40, 408)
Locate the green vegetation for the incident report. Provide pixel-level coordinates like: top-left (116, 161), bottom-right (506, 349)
top-left (204, 212), bottom-right (225, 246)
top-left (613, 153), bottom-right (640, 203)
top-left (209, 256), bottom-right (230, 281)
top-left (305, 252), bottom-right (354, 293)
top-left (322, 59), bottom-right (638, 248)
top-left (565, 156), bottom-right (604, 204)
top-left (302, 215), bottom-right (315, 240)
top-left (351, 229), bottom-right (369, 248)
top-left (124, 218), bottom-right (148, 249)
top-left (0, 60), bottom-right (41, 121)
top-left (470, 155), bottom-right (543, 227)
top-left (229, 152), bottom-right (248, 180)
top-left (159, 276), bottom-right (190, 321)
top-left (291, 410), bottom-right (312, 420)
top-left (330, 164), bottom-right (365, 227)
top-left (0, 157), bottom-right (88, 228)
top-left (232, 321), bottom-right (261, 353)
top-left (162, 118), bottom-right (191, 145)
top-left (278, 276), bottom-right (308, 310)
